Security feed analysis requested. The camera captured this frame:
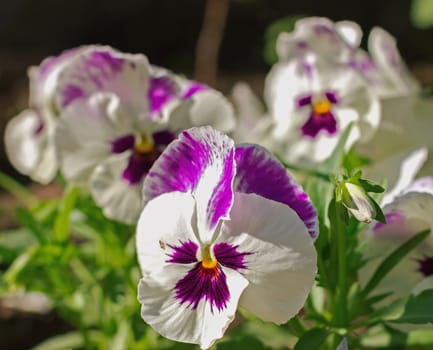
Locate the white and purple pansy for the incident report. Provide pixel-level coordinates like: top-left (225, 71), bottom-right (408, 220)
top-left (4, 46), bottom-right (87, 183)
top-left (361, 176), bottom-right (433, 301)
top-left (137, 126), bottom-right (318, 348)
top-left (264, 54), bottom-right (380, 163)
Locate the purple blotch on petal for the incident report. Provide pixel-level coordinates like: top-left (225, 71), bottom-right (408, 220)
top-left (148, 77), bottom-right (177, 115)
top-left (296, 95), bottom-right (313, 108)
top-left (182, 83), bottom-right (208, 99)
top-left (122, 153), bottom-right (154, 185)
top-left (111, 134), bottom-right (135, 153)
top-left (213, 242), bottom-right (251, 270)
top-left (152, 130), bottom-right (176, 146)
top-left (301, 111), bottom-right (337, 138)
top-left (174, 262), bottom-right (230, 312)
top-left (167, 240), bottom-right (198, 264)
top-left (234, 145), bottom-right (318, 239)
top-left (325, 91), bottom-right (339, 104)
top-left (417, 256), bottom-right (433, 277)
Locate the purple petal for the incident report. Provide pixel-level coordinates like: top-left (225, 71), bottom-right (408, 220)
top-left (111, 134), bottom-right (135, 154)
top-left (148, 76), bottom-right (177, 115)
top-left (301, 111), bottom-right (337, 138)
top-left (143, 126), bottom-right (235, 230)
top-left (234, 145), bottom-right (318, 239)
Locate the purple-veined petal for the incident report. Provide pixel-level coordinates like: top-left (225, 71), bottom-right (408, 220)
top-left (218, 192), bottom-right (317, 323)
top-left (138, 264), bottom-right (248, 349)
top-left (5, 110), bottom-right (57, 184)
top-left (143, 126), bottom-right (236, 240)
top-left (55, 46), bottom-right (150, 115)
top-left (234, 144), bottom-right (318, 239)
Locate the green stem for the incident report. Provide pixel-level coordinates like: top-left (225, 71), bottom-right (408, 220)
top-left (335, 205), bottom-right (348, 328)
top-left (0, 171), bottom-right (38, 207)
top-left (287, 316), bottom-right (307, 337)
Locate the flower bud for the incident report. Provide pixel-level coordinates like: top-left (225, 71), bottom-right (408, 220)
top-left (342, 182), bottom-right (376, 223)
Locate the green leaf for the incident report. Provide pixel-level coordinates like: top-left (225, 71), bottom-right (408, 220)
top-left (358, 178), bottom-right (385, 193)
top-left (411, 0), bottom-right (433, 28)
top-left (362, 229), bottom-right (430, 296)
top-left (263, 15), bottom-right (304, 65)
top-left (371, 199), bottom-right (386, 224)
top-left (294, 328), bottom-right (330, 350)
top-left (31, 330), bottom-right (101, 350)
top-left (0, 171), bottom-right (38, 207)
top-left (15, 207), bottom-right (47, 244)
top-left (216, 335), bottom-right (272, 350)
top-left (361, 323), bottom-right (433, 348)
top-left (391, 289), bottom-right (433, 324)
top-left (54, 186), bottom-right (79, 242)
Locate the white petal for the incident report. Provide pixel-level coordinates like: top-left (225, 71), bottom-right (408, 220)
top-left (219, 192), bottom-right (317, 323)
top-left (5, 110), bottom-right (57, 184)
top-left (368, 27), bottom-right (420, 96)
top-left (189, 90), bottom-right (236, 132)
top-left (336, 20), bottom-right (363, 48)
top-left (136, 191), bottom-right (198, 275)
top-left (381, 148), bottom-right (428, 206)
top-left (90, 154), bottom-right (142, 224)
top-left (55, 93), bottom-right (133, 182)
top-left (138, 266), bottom-right (248, 349)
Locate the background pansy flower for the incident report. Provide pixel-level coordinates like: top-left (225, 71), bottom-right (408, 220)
top-left (360, 176), bottom-right (433, 302)
top-left (4, 46), bottom-right (87, 183)
top-left (54, 46), bottom-right (235, 223)
top-left (264, 54), bottom-right (380, 164)
top-left (137, 126), bottom-right (318, 348)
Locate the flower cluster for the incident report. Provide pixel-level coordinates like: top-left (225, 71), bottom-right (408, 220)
top-left (5, 46), bottom-right (235, 223)
top-left (3, 15), bottom-right (433, 350)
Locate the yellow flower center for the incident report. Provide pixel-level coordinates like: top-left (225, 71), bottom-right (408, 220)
top-left (201, 244), bottom-right (218, 269)
top-left (134, 134), bottom-right (154, 154)
top-left (313, 100), bottom-right (332, 115)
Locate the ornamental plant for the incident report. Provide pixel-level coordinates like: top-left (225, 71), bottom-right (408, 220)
top-left (1, 16), bottom-right (433, 350)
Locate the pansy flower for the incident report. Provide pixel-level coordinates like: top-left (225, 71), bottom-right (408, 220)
top-left (4, 47), bottom-right (87, 183)
top-left (137, 126), bottom-right (318, 348)
top-left (54, 47), bottom-right (235, 223)
top-left (361, 176), bottom-right (433, 301)
top-left (264, 54), bottom-right (380, 163)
